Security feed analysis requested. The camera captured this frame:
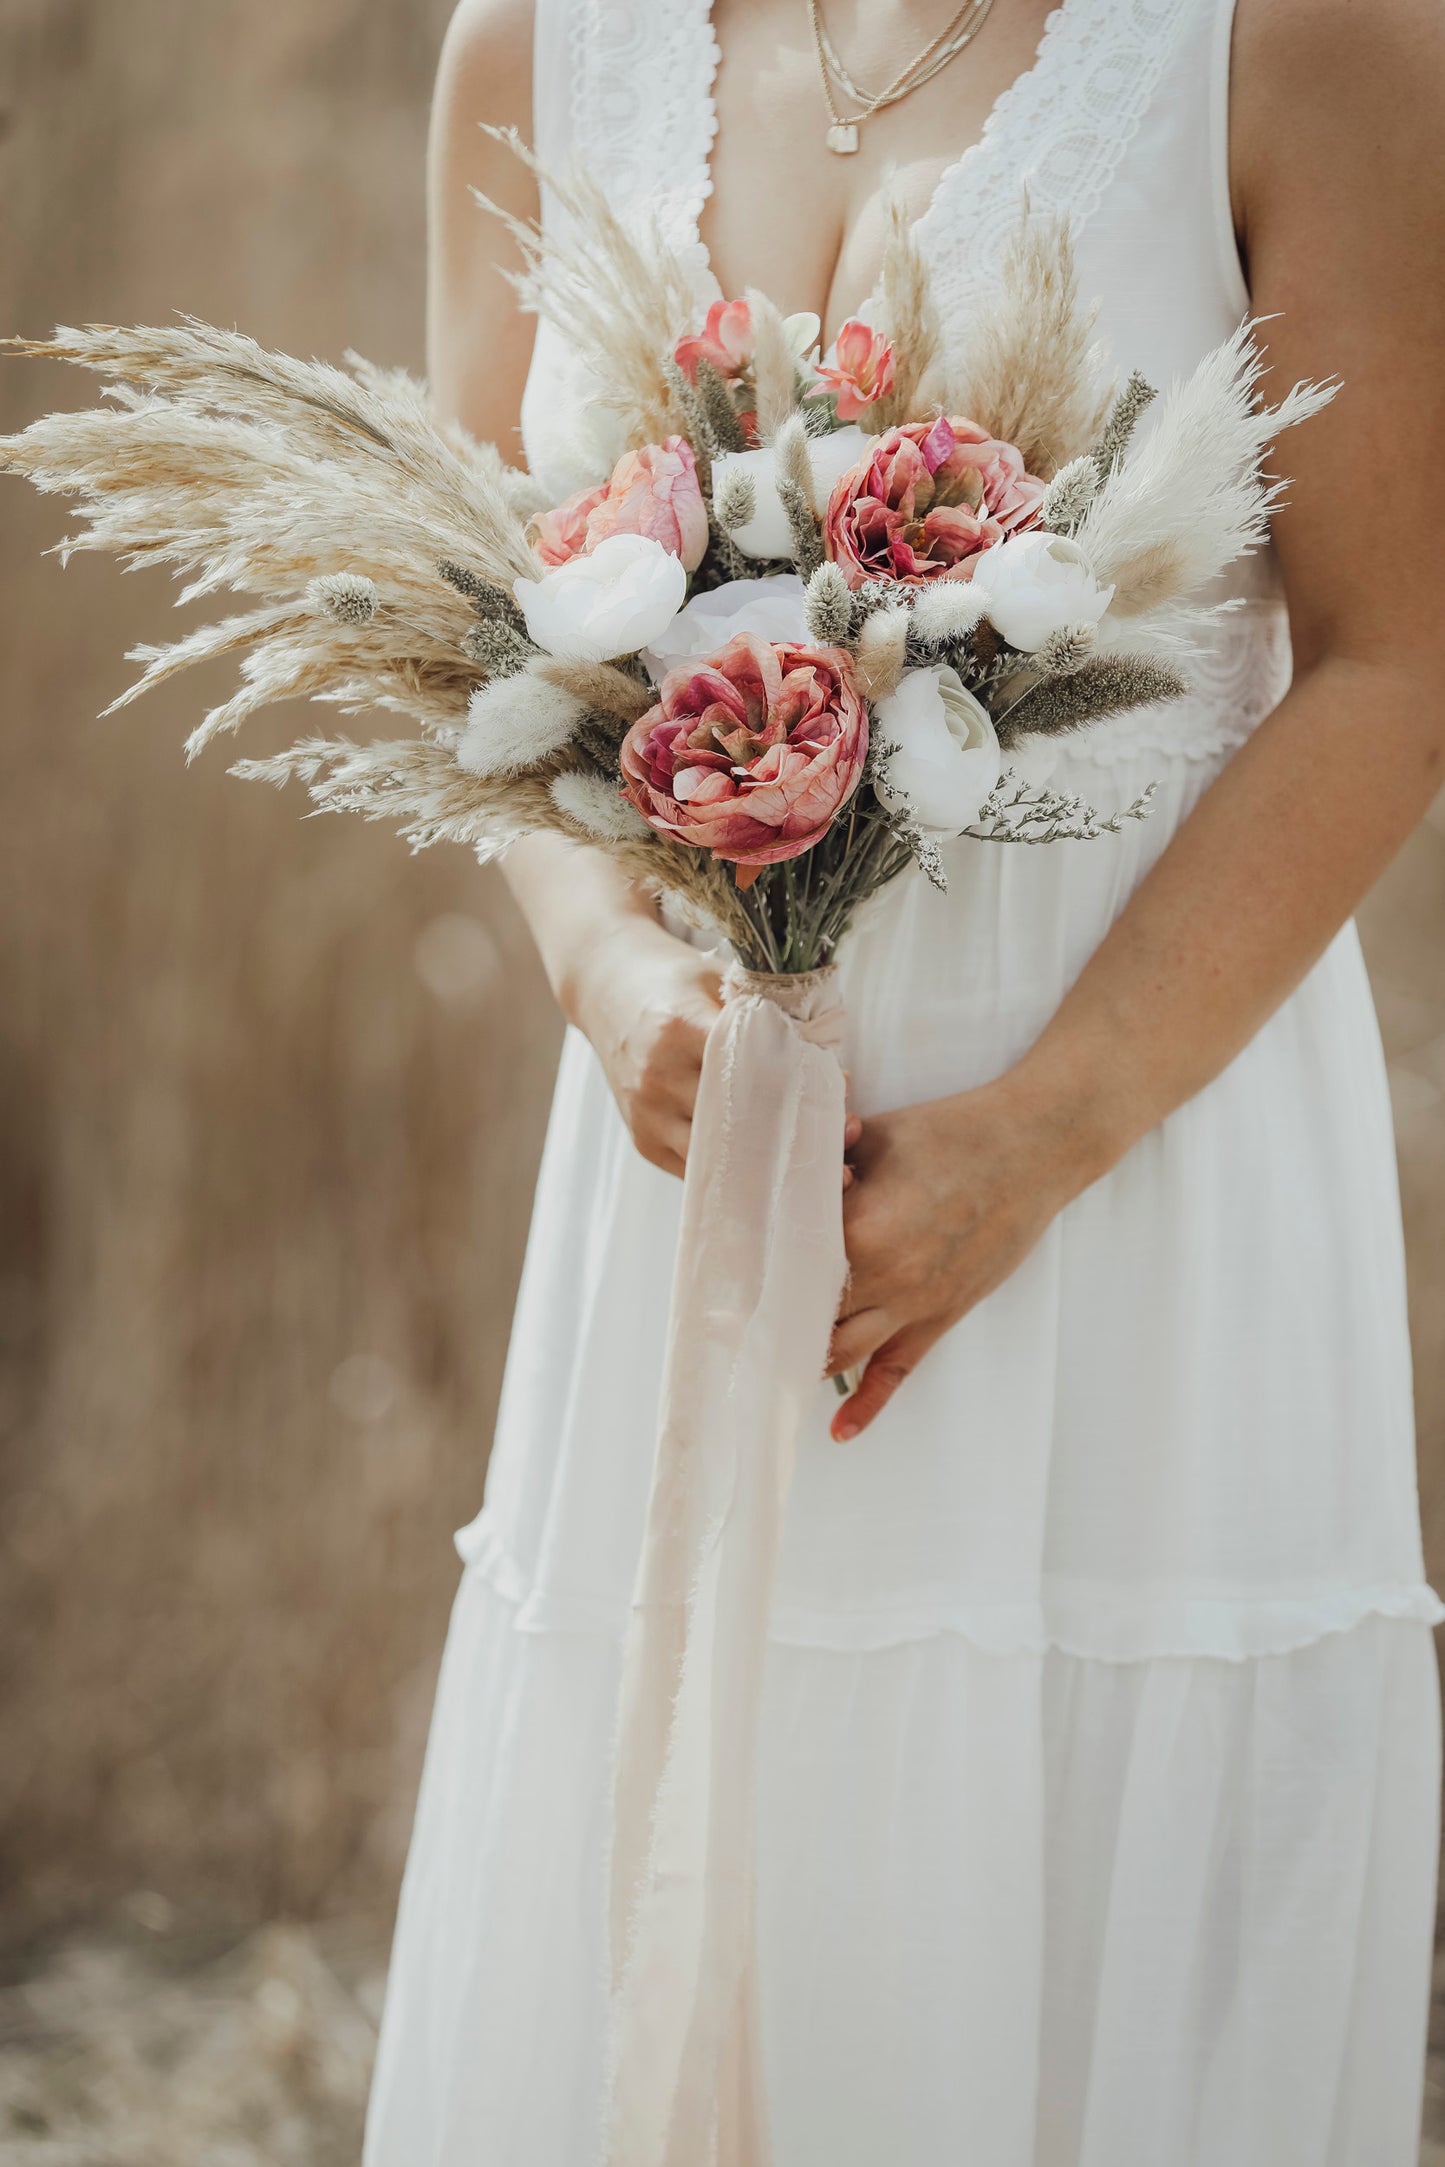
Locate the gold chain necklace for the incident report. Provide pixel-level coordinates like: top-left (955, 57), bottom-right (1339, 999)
top-left (807, 0), bottom-right (998, 154)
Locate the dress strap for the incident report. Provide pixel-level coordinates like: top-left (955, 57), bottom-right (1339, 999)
top-left (568, 0), bottom-right (720, 245)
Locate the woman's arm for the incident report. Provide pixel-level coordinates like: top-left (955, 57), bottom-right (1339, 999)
top-left (830, 0), bottom-right (1445, 1438)
top-left (429, 0), bottom-right (744, 1177)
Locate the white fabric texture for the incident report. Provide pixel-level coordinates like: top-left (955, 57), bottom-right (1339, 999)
top-left (366, 0), bottom-right (1444, 2160)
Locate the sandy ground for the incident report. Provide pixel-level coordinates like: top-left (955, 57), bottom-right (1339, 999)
top-left (1, 1908), bottom-right (1443, 2164)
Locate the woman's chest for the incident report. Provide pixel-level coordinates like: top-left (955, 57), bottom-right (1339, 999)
top-left (699, 0), bottom-right (1057, 341)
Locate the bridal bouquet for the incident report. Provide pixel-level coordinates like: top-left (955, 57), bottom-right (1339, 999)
top-left (2, 140), bottom-right (1331, 2167)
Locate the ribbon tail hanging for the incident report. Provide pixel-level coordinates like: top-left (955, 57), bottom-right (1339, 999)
top-left (605, 968), bottom-right (848, 2167)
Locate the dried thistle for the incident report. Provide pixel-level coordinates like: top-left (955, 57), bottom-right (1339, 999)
top-left (461, 619), bottom-right (531, 676)
top-left (1033, 624), bottom-right (1098, 676)
top-left (804, 562), bottom-right (853, 646)
top-left (714, 465), bottom-right (757, 533)
top-left (691, 358), bottom-right (749, 457)
top-left (1039, 455), bottom-right (1097, 535)
top-left (945, 209), bottom-right (1114, 477)
top-left (307, 572), bottom-right (377, 625)
top-left (1092, 370), bottom-right (1158, 485)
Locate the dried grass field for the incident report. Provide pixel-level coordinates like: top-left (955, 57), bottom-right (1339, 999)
top-left (1, 0), bottom-right (1443, 2159)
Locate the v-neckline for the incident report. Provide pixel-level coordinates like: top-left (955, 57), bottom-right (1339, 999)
top-left (690, 0), bottom-right (1076, 343)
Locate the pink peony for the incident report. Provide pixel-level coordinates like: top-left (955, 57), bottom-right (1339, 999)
top-left (620, 631), bottom-right (867, 879)
top-left (822, 414), bottom-right (1046, 590)
top-left (813, 318), bottom-right (896, 423)
top-left (674, 298), bottom-right (754, 386)
top-left (533, 436), bottom-right (709, 572)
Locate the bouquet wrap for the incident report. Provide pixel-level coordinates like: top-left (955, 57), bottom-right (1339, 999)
top-left (606, 966), bottom-right (847, 2167)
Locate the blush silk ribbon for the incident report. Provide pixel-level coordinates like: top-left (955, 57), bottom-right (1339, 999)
top-left (604, 963), bottom-right (849, 2167)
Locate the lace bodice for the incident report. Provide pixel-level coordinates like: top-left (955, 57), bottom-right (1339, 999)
top-left (523, 0), bottom-right (1289, 771)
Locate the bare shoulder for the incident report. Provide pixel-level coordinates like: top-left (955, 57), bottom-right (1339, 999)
top-left (433, 0), bottom-right (534, 164)
top-left (1232, 0), bottom-right (1445, 211)
top-left (427, 0), bottom-right (538, 442)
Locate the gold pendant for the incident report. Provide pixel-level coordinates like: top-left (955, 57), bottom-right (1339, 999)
top-left (826, 121), bottom-right (859, 154)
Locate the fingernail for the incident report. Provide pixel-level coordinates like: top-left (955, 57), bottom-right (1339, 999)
top-left (835, 1421), bottom-right (857, 1442)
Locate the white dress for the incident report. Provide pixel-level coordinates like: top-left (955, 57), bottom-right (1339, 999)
top-left (366, 2), bottom-right (1444, 2161)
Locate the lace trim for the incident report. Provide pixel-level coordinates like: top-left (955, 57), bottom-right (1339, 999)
top-left (916, 0), bottom-right (1196, 337)
top-left (569, 0), bottom-right (720, 247)
top-left (1057, 604), bottom-right (1294, 769)
top-left (456, 1514), bottom-right (1445, 1664)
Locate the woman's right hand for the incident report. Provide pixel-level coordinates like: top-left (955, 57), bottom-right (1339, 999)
top-left (567, 921), bottom-right (727, 1178)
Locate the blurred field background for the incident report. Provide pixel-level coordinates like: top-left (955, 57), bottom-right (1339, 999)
top-left (1, 0), bottom-right (1443, 2158)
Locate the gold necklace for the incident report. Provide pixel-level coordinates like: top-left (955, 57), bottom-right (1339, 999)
top-left (807, 0), bottom-right (998, 154)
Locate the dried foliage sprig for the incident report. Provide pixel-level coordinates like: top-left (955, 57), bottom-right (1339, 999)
top-left (965, 775), bottom-right (1159, 844)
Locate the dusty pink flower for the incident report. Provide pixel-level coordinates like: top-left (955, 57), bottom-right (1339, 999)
top-left (823, 414), bottom-right (1046, 590)
top-left (620, 631), bottom-right (867, 878)
top-left (674, 298), bottom-right (754, 386)
top-left (813, 318), bottom-right (896, 422)
top-left (532, 437), bottom-right (709, 572)
top-left (532, 481), bottom-right (607, 567)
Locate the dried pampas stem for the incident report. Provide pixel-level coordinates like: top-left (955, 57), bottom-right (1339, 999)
top-left (869, 196), bottom-right (946, 428)
top-left (744, 290), bottom-right (803, 443)
top-left (946, 209), bottom-right (1114, 478)
top-left (473, 131), bottom-right (700, 445)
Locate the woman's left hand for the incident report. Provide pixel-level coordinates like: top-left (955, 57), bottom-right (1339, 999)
top-left (828, 1075), bottom-right (1106, 1441)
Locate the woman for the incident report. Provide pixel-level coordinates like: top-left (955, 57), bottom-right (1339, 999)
top-left (367, 1), bottom-right (1445, 2159)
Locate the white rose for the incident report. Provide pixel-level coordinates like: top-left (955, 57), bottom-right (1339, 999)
top-left (513, 532), bottom-right (687, 663)
top-left (968, 532), bottom-right (1114, 652)
top-left (875, 664), bottom-right (1002, 834)
top-left (642, 573), bottom-right (810, 682)
top-left (712, 425), bottom-right (871, 560)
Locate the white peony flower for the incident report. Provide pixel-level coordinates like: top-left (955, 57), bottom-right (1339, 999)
top-left (875, 664), bottom-right (1002, 833)
top-left (968, 531), bottom-right (1114, 652)
top-left (513, 531), bottom-right (687, 663)
top-left (642, 573), bottom-right (810, 682)
top-left (712, 425), bottom-right (871, 560)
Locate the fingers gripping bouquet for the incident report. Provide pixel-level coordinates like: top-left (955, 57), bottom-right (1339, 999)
top-left (2, 139), bottom-right (1332, 2167)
